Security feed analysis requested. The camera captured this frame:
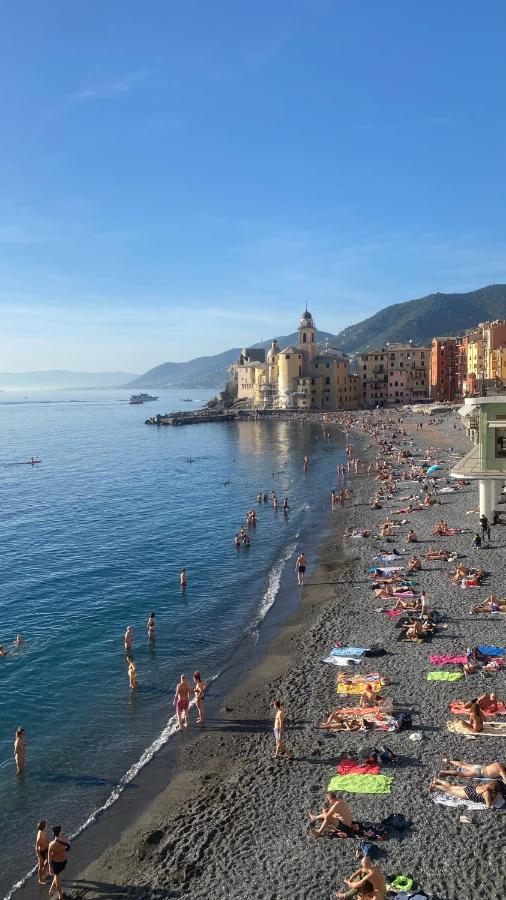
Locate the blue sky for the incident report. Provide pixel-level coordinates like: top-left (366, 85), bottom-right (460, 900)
top-left (1, 0), bottom-right (506, 372)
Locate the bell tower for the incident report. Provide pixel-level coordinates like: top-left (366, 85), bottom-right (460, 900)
top-left (298, 305), bottom-right (317, 365)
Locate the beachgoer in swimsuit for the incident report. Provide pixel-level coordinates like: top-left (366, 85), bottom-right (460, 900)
top-left (429, 778), bottom-right (501, 809)
top-left (147, 612), bottom-right (156, 641)
top-left (0, 645), bottom-right (9, 656)
top-left (13, 634), bottom-right (24, 648)
top-left (459, 700), bottom-right (484, 733)
top-left (14, 727), bottom-right (25, 774)
top-left (126, 655), bottom-right (137, 690)
top-left (193, 670), bottom-right (207, 724)
top-left (180, 569), bottom-right (187, 592)
top-left (438, 758), bottom-right (506, 784)
top-left (271, 700), bottom-right (293, 758)
top-left (124, 626), bottom-right (133, 653)
top-left (173, 674), bottom-right (191, 730)
top-left (48, 825), bottom-right (70, 899)
top-left (336, 856), bottom-right (387, 899)
top-left (35, 820), bottom-right (49, 884)
top-left (309, 792), bottom-right (357, 838)
top-left (295, 552), bottom-right (307, 586)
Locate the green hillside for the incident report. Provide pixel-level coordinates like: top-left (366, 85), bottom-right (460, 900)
top-left (334, 284), bottom-right (506, 353)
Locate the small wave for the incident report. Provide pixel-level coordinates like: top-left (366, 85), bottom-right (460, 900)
top-left (4, 673), bottom-right (220, 900)
top-left (255, 540), bottom-right (298, 625)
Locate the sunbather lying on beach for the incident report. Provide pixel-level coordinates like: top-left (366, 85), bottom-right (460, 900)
top-left (459, 693), bottom-right (500, 714)
top-left (313, 713), bottom-right (363, 732)
top-left (451, 565), bottom-right (484, 585)
top-left (392, 596), bottom-right (420, 611)
top-left (429, 778), bottom-right (503, 808)
top-left (438, 758), bottom-right (506, 783)
top-left (309, 792), bottom-right (359, 838)
top-left (470, 596), bottom-right (506, 614)
top-left (425, 547), bottom-right (451, 561)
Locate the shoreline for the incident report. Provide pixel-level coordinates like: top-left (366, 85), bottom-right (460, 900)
top-left (9, 424), bottom-right (355, 900)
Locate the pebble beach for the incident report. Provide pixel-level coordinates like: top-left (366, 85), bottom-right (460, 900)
top-left (54, 410), bottom-right (506, 900)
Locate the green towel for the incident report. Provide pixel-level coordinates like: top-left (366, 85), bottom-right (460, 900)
top-left (427, 671), bottom-right (463, 682)
top-left (327, 774), bottom-right (393, 794)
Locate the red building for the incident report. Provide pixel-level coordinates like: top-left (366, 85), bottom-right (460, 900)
top-left (431, 337), bottom-right (464, 401)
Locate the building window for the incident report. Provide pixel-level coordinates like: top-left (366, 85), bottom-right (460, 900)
top-left (302, 333), bottom-right (307, 343)
top-left (299, 366), bottom-right (302, 376)
top-left (326, 362), bottom-right (330, 368)
top-left (285, 355), bottom-right (290, 360)
top-left (311, 378), bottom-right (315, 385)
top-left (325, 377), bottom-right (330, 385)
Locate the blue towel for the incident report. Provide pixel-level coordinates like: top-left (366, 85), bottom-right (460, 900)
top-left (330, 646), bottom-right (368, 657)
top-left (478, 645), bottom-right (505, 657)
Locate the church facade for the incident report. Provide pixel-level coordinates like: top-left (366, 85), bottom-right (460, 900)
top-left (230, 309), bottom-right (359, 410)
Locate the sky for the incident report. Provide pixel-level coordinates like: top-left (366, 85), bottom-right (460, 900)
top-left (1, 0), bottom-right (506, 373)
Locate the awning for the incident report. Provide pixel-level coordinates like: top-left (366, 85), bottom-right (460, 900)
top-left (458, 405), bottom-right (479, 418)
top-left (487, 420), bottom-right (506, 428)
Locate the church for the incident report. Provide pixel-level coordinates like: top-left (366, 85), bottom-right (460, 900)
top-left (230, 309), bottom-right (359, 410)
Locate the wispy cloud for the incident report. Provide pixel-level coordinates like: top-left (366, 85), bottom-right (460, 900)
top-left (68, 68), bottom-right (154, 105)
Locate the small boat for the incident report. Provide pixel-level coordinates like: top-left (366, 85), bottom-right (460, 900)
top-left (179, 398), bottom-right (194, 402)
top-left (27, 458), bottom-right (41, 465)
top-left (129, 393), bottom-right (159, 404)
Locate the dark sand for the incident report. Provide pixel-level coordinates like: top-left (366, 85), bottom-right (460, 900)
top-left (48, 413), bottom-right (506, 899)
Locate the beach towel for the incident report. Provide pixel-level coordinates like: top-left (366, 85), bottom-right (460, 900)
top-left (426, 671), bottom-right (464, 682)
top-left (327, 774), bottom-right (393, 794)
top-left (337, 681), bottom-right (383, 695)
top-left (323, 656), bottom-right (361, 668)
top-left (429, 655), bottom-right (468, 666)
top-left (383, 609), bottom-right (404, 617)
top-left (337, 761), bottom-right (381, 775)
top-left (392, 591), bottom-right (415, 598)
top-left (328, 700), bottom-right (394, 718)
top-left (447, 720), bottom-right (506, 737)
top-left (477, 645), bottom-right (505, 657)
top-left (450, 700), bottom-right (506, 717)
top-left (330, 646), bottom-right (369, 657)
top-left (431, 790), bottom-right (505, 811)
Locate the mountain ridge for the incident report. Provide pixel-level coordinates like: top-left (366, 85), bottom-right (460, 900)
top-left (130, 284), bottom-right (506, 389)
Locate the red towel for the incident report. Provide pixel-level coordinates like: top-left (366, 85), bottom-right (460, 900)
top-left (383, 609), bottom-right (403, 617)
top-left (450, 700), bottom-right (506, 717)
top-left (337, 761), bottom-right (382, 775)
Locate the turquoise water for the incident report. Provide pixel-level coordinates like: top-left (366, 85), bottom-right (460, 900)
top-left (0, 389), bottom-right (344, 895)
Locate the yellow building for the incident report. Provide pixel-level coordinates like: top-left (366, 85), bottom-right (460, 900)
top-left (359, 343), bottom-right (431, 407)
top-left (231, 309), bottom-right (358, 410)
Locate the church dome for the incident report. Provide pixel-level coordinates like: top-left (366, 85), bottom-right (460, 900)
top-left (299, 308), bottom-right (315, 328)
top-left (267, 339), bottom-right (279, 361)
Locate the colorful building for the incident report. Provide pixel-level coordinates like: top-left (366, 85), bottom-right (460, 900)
top-left (359, 343), bottom-right (430, 407)
top-left (231, 309), bottom-right (358, 410)
top-left (430, 337), bottom-right (463, 402)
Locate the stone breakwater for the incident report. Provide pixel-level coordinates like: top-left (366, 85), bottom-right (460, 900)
top-left (68, 411), bottom-right (505, 900)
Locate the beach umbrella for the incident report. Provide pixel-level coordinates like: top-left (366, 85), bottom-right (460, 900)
top-left (426, 465), bottom-right (442, 474)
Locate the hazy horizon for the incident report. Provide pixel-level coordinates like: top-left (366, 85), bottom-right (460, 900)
top-left (2, 1), bottom-right (506, 371)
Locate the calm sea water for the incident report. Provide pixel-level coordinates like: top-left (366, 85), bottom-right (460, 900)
top-left (0, 388), bottom-right (345, 895)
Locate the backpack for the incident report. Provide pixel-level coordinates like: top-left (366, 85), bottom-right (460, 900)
top-left (383, 812), bottom-right (408, 832)
top-left (371, 745), bottom-right (397, 764)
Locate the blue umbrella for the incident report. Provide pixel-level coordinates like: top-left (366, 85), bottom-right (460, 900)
top-left (426, 465), bottom-right (442, 474)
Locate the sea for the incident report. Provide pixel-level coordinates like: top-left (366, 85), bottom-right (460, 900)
top-left (0, 388), bottom-right (347, 896)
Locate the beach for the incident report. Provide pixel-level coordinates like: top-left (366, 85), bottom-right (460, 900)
top-left (54, 409), bottom-right (505, 900)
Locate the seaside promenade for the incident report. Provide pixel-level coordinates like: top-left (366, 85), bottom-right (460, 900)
top-left (23, 409), bottom-right (506, 900)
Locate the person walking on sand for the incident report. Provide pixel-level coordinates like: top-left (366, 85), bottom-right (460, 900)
top-left (126, 655), bottom-right (137, 690)
top-left (193, 670), bottom-right (207, 724)
top-left (295, 551), bottom-right (307, 586)
top-left (173, 674), bottom-right (191, 730)
top-left (14, 726), bottom-right (25, 774)
top-left (124, 626), bottom-right (133, 653)
top-left (180, 568), bottom-right (187, 593)
top-left (147, 612), bottom-right (156, 641)
top-left (35, 820), bottom-right (49, 884)
top-left (47, 825), bottom-right (70, 899)
top-left (271, 700), bottom-right (293, 759)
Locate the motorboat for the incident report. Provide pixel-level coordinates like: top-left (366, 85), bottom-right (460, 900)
top-left (129, 393), bottom-right (159, 404)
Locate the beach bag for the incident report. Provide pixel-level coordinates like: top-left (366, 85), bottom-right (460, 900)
top-left (358, 839), bottom-right (380, 859)
top-left (364, 645), bottom-right (386, 658)
top-left (383, 812), bottom-right (408, 833)
top-left (371, 745), bottom-right (397, 764)
top-left (398, 711), bottom-right (413, 730)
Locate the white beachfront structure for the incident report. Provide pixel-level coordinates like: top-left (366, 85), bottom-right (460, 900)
top-left (451, 396), bottom-right (506, 517)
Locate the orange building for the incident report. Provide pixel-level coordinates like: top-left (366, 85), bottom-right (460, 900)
top-left (431, 337), bottom-right (464, 401)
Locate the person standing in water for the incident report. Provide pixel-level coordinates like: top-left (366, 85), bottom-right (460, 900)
top-left (271, 700), bottom-right (293, 759)
top-left (47, 825), bottom-right (70, 899)
top-left (193, 671), bottom-right (207, 725)
top-left (295, 551), bottom-right (307, 586)
top-left (303, 455), bottom-right (309, 472)
top-left (14, 726), bottom-right (25, 774)
top-left (147, 612), bottom-right (156, 641)
top-left (126, 655), bottom-right (137, 690)
top-left (35, 820), bottom-right (49, 884)
top-left (173, 674), bottom-right (191, 730)
top-left (124, 626), bottom-right (133, 653)
top-left (180, 569), bottom-right (187, 593)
